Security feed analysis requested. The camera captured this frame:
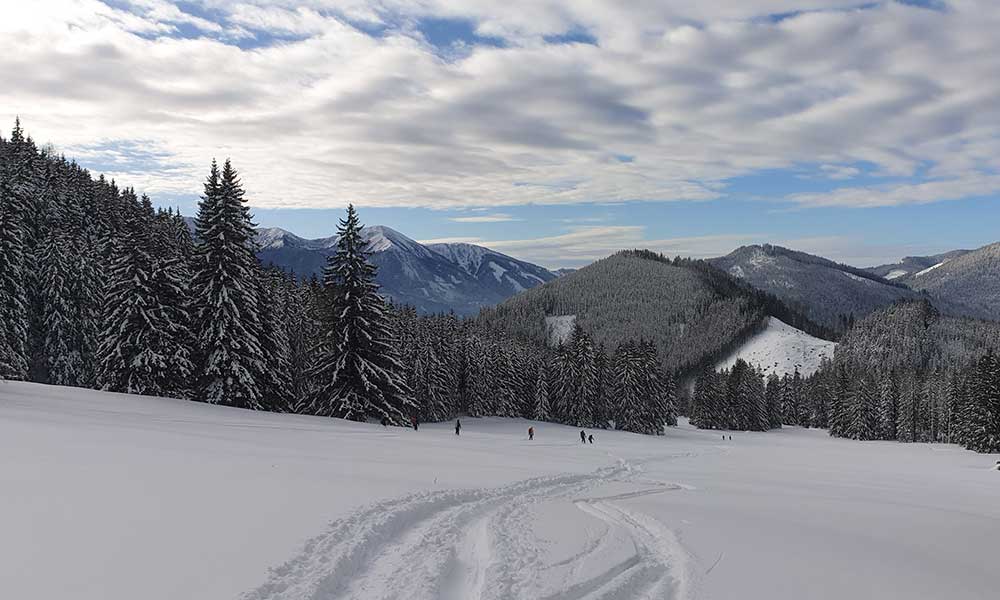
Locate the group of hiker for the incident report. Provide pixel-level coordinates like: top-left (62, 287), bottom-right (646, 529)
top-left (384, 415), bottom-right (595, 444)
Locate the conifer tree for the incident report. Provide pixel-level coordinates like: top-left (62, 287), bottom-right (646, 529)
top-left (310, 205), bottom-right (413, 423)
top-left (533, 358), bottom-right (552, 421)
top-left (766, 373), bottom-right (783, 429)
top-left (257, 269), bottom-right (294, 411)
top-left (877, 371), bottom-right (899, 440)
top-left (0, 120), bottom-right (31, 379)
top-left (190, 160), bottom-right (265, 408)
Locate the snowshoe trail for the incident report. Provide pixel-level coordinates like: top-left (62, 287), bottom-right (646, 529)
top-left (244, 461), bottom-right (695, 600)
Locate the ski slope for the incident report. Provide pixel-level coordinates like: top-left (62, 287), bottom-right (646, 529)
top-left (1, 381), bottom-right (998, 600)
top-left (715, 317), bottom-right (836, 376)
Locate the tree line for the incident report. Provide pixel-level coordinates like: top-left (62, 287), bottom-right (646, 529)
top-left (0, 121), bottom-right (675, 435)
top-left (687, 301), bottom-right (1000, 453)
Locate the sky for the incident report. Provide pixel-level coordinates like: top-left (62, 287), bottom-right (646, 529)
top-left (2, 0), bottom-right (999, 269)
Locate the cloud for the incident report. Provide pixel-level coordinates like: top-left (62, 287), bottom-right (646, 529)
top-left (448, 212), bottom-right (521, 222)
top-left (789, 173), bottom-right (1000, 208)
top-left (2, 1), bottom-right (999, 211)
top-left (427, 227), bottom-right (955, 269)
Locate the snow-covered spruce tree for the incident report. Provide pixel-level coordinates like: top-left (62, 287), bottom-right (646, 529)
top-left (532, 358), bottom-right (552, 421)
top-left (97, 197), bottom-right (193, 397)
top-left (965, 353), bottom-right (1000, 453)
top-left (309, 204), bottom-right (414, 423)
top-left (611, 342), bottom-right (644, 433)
top-left (638, 340), bottom-right (671, 434)
top-left (845, 375), bottom-right (878, 440)
top-left (464, 338), bottom-right (491, 417)
top-left (766, 373), bottom-right (783, 429)
top-left (554, 323), bottom-right (598, 427)
top-left (877, 370), bottom-right (899, 441)
top-left (414, 332), bottom-right (453, 422)
top-left (589, 343), bottom-right (610, 428)
top-left (486, 338), bottom-right (520, 417)
top-left (190, 159), bottom-right (265, 408)
top-left (256, 268), bottom-right (294, 412)
top-left (0, 120), bottom-right (32, 379)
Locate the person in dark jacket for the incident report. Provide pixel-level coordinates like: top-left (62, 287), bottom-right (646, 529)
top-left (455, 419), bottom-right (462, 436)
top-left (411, 415), bottom-right (419, 431)
top-left (588, 434), bottom-right (594, 444)
top-left (528, 426), bottom-right (534, 441)
top-left (580, 430), bottom-right (587, 443)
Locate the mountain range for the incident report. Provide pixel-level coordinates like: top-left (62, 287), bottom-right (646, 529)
top-left (253, 224), bottom-right (558, 315)
top-left (194, 217), bottom-right (1000, 324)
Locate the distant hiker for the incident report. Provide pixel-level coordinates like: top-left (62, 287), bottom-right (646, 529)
top-left (580, 430), bottom-right (587, 444)
top-left (381, 416), bottom-right (388, 427)
top-left (588, 434), bottom-right (594, 444)
top-left (995, 460), bottom-right (1000, 471)
top-left (411, 415), bottom-right (419, 431)
top-left (455, 419), bottom-right (462, 436)
top-left (729, 435), bottom-right (732, 441)
top-left (528, 427), bottom-right (534, 441)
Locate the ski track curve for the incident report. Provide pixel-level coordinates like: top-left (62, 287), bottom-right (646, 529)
top-left (243, 459), bottom-right (696, 600)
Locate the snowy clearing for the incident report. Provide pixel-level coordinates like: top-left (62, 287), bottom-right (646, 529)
top-left (915, 260), bottom-right (947, 277)
top-left (715, 317), bottom-right (836, 377)
top-left (545, 315), bottom-right (576, 346)
top-left (1, 381), bottom-right (998, 600)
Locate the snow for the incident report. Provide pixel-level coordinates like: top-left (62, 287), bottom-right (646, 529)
top-left (915, 261), bottom-right (947, 277)
top-left (545, 314), bottom-right (576, 345)
top-left (2, 381), bottom-right (999, 600)
top-left (843, 271), bottom-right (874, 284)
top-left (885, 269), bottom-right (909, 280)
top-left (255, 227), bottom-right (291, 249)
top-left (715, 317), bottom-right (837, 376)
top-left (487, 261), bottom-right (507, 282)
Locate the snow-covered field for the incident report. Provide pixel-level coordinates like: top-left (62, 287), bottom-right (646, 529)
top-left (2, 381), bottom-right (998, 600)
top-left (716, 317), bottom-right (836, 377)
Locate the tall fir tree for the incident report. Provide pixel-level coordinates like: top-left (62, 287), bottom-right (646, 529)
top-left (309, 205), bottom-right (414, 423)
top-left (533, 358), bottom-right (552, 421)
top-left (0, 120), bottom-right (31, 379)
top-left (190, 160), bottom-right (265, 408)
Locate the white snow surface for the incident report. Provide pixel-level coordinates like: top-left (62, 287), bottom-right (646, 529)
top-left (2, 381), bottom-right (999, 600)
top-left (885, 269), bottom-right (909, 280)
top-left (915, 260), bottom-right (947, 277)
top-left (545, 315), bottom-right (576, 345)
top-left (715, 317), bottom-right (836, 377)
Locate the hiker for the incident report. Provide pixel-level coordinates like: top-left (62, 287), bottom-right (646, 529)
top-left (528, 426), bottom-right (534, 441)
top-left (411, 415), bottom-right (419, 431)
top-left (455, 419), bottom-right (462, 436)
top-left (381, 416), bottom-right (389, 427)
top-left (580, 430), bottom-right (587, 443)
top-left (588, 434), bottom-right (594, 444)
top-left (729, 435), bottom-right (732, 441)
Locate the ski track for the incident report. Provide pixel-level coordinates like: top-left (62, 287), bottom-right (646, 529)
top-left (243, 459), bottom-right (697, 600)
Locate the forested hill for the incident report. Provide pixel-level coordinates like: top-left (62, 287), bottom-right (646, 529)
top-left (477, 249), bottom-right (834, 377)
top-left (833, 299), bottom-right (1000, 373)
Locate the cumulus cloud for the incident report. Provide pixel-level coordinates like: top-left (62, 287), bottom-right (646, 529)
top-left (1, 1), bottom-right (998, 211)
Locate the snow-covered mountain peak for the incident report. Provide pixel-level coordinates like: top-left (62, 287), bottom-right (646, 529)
top-left (256, 227), bottom-right (296, 249)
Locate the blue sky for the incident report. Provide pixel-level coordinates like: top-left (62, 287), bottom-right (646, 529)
top-left (3, 1), bottom-right (999, 267)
